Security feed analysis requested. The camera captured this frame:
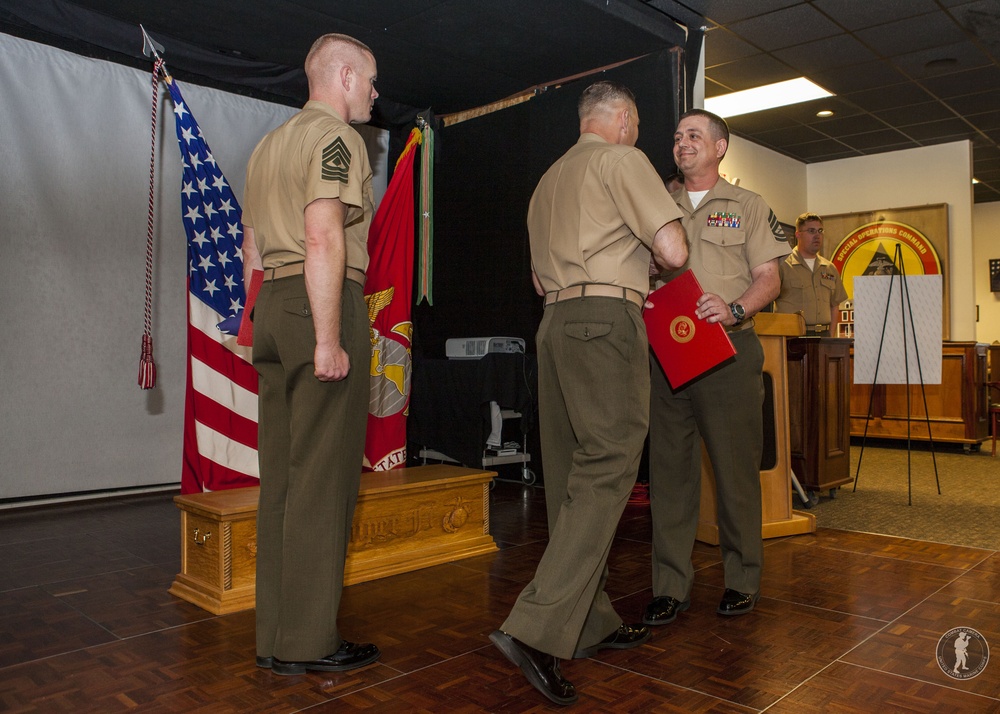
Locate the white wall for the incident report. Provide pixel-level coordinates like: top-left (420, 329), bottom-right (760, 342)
top-left (972, 202), bottom-right (1000, 344)
top-left (721, 135), bottom-right (808, 226)
top-left (806, 141), bottom-right (976, 341)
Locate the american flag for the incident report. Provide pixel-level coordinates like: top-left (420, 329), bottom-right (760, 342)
top-left (167, 77), bottom-right (260, 493)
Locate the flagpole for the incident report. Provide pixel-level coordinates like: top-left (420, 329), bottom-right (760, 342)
top-left (137, 25), bottom-right (168, 389)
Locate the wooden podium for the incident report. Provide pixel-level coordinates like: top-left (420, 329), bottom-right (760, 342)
top-left (696, 313), bottom-right (816, 545)
top-left (787, 337), bottom-right (853, 494)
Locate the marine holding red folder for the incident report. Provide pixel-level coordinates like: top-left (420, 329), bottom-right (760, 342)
top-left (643, 269), bottom-right (736, 389)
top-left (643, 108), bottom-right (791, 630)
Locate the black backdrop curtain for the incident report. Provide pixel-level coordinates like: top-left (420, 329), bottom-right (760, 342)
top-left (411, 48), bottom-right (681, 359)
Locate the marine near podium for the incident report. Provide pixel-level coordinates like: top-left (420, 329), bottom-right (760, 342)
top-left (645, 108), bottom-right (790, 627)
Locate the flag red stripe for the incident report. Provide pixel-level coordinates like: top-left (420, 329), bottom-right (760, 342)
top-left (191, 390), bottom-right (259, 449)
top-left (184, 445), bottom-right (259, 492)
top-left (188, 324), bottom-right (258, 393)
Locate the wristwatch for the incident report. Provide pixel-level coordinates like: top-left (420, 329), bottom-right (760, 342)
top-left (729, 302), bottom-right (746, 325)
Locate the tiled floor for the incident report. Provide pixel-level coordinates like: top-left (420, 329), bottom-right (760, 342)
top-left (0, 479), bottom-right (998, 712)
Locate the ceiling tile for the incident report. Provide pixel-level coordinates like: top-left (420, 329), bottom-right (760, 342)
top-left (854, 11), bottom-right (968, 57)
top-left (774, 34), bottom-right (878, 75)
top-left (783, 138), bottom-right (860, 160)
top-left (726, 111), bottom-right (802, 134)
top-left (899, 118), bottom-right (975, 140)
top-left (966, 110), bottom-right (1000, 131)
top-left (766, 97), bottom-right (863, 125)
top-left (846, 83), bottom-right (937, 112)
top-left (973, 182), bottom-right (1000, 200)
top-left (874, 101), bottom-right (959, 126)
top-left (727, 4), bottom-right (841, 52)
top-left (704, 27), bottom-right (759, 67)
top-left (840, 129), bottom-right (917, 150)
top-left (680, 0), bottom-right (802, 26)
top-left (920, 65), bottom-right (1000, 99)
top-left (950, 1), bottom-right (1000, 53)
top-left (890, 40), bottom-right (992, 80)
top-left (812, 60), bottom-right (909, 94)
top-left (751, 124), bottom-right (828, 145)
top-left (812, 0), bottom-right (940, 31)
top-left (947, 90), bottom-right (1000, 115)
top-left (705, 53), bottom-right (798, 92)
top-left (811, 113), bottom-right (888, 137)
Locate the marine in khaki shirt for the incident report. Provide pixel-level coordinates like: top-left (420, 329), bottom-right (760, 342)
top-left (491, 80), bottom-right (686, 707)
top-left (775, 213), bottom-right (848, 336)
top-left (529, 133), bottom-right (684, 297)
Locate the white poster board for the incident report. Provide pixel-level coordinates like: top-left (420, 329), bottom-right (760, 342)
top-left (853, 275), bottom-right (942, 384)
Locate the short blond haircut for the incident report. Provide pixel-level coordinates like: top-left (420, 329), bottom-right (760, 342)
top-left (304, 33), bottom-right (374, 86)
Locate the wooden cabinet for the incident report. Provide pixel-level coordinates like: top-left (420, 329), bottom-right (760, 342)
top-left (786, 338), bottom-right (853, 493)
top-left (849, 341), bottom-right (988, 447)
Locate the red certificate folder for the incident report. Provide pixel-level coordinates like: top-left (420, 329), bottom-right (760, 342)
top-left (644, 269), bottom-right (737, 389)
top-left (236, 269), bottom-right (263, 347)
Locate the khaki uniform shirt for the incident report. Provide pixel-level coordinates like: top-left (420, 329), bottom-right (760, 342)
top-left (657, 177), bottom-right (789, 301)
top-left (528, 133), bottom-right (682, 296)
top-left (775, 248), bottom-right (848, 326)
top-left (243, 100), bottom-right (373, 273)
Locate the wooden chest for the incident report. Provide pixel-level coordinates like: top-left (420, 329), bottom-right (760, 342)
top-left (170, 486), bottom-right (258, 615)
top-left (170, 465), bottom-right (498, 614)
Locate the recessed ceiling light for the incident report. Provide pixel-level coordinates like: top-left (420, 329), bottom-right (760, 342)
top-left (816, 110), bottom-right (834, 118)
top-left (705, 78), bottom-right (834, 119)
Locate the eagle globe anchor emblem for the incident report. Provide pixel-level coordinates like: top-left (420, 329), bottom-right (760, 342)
top-left (365, 287), bottom-right (412, 418)
top-left (670, 315), bottom-right (696, 344)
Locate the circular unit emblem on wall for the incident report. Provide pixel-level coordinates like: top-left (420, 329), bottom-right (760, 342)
top-left (831, 220), bottom-right (942, 300)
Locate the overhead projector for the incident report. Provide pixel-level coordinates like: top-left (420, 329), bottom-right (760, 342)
top-left (445, 336), bottom-right (525, 359)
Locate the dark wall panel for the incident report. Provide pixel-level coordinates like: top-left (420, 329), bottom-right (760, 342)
top-left (412, 48), bottom-right (681, 358)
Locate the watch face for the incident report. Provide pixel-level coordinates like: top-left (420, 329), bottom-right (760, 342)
top-left (731, 303), bottom-right (745, 321)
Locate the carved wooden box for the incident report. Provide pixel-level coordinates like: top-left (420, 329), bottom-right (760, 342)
top-left (170, 465), bottom-right (498, 614)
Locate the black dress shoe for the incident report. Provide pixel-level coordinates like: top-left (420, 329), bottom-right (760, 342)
top-left (271, 641), bottom-right (381, 675)
top-left (642, 596), bottom-right (690, 625)
top-left (255, 656), bottom-right (273, 668)
top-left (489, 630), bottom-right (577, 706)
top-left (573, 623), bottom-right (651, 658)
top-left (717, 588), bottom-right (759, 616)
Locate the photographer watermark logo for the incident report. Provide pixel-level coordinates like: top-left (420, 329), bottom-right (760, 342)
top-left (936, 627), bottom-right (989, 680)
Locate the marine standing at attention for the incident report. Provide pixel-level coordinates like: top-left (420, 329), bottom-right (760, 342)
top-left (774, 212), bottom-right (848, 336)
top-left (241, 33), bottom-right (381, 676)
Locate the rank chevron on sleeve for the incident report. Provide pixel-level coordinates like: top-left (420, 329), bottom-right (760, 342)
top-left (322, 136), bottom-right (352, 182)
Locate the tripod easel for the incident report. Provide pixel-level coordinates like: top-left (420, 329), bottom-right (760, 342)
top-left (852, 244), bottom-right (940, 505)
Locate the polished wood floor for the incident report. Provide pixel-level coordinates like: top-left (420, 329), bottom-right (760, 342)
top-left (1, 479), bottom-right (999, 713)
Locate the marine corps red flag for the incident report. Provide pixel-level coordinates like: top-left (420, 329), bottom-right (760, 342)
top-left (363, 128), bottom-right (421, 471)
